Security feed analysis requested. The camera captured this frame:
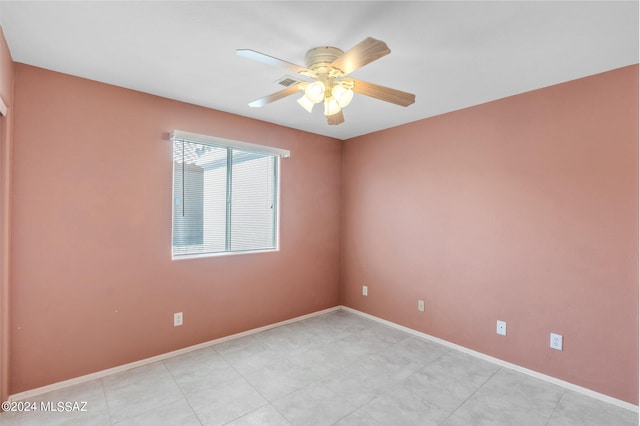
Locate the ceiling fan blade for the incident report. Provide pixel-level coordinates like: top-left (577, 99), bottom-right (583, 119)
top-left (329, 37), bottom-right (391, 76)
top-left (236, 49), bottom-right (312, 76)
top-left (326, 110), bottom-right (345, 125)
top-left (248, 85), bottom-right (302, 108)
top-left (348, 78), bottom-right (416, 107)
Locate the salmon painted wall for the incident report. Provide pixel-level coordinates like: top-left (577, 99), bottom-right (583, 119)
top-left (0, 26), bottom-right (14, 403)
top-left (10, 64), bottom-right (342, 393)
top-left (341, 65), bottom-right (639, 404)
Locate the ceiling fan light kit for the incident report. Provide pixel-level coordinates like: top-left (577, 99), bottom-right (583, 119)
top-left (323, 95), bottom-right (341, 116)
top-left (303, 80), bottom-right (326, 103)
top-left (236, 37), bottom-right (416, 125)
top-left (296, 94), bottom-right (315, 113)
top-left (331, 84), bottom-right (354, 108)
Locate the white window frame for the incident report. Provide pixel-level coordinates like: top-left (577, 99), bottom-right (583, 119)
top-left (170, 130), bottom-right (290, 260)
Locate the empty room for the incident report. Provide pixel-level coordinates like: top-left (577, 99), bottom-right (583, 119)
top-left (0, 1), bottom-right (637, 425)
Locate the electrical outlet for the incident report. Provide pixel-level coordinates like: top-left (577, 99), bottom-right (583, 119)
top-left (496, 320), bottom-right (507, 336)
top-left (418, 300), bottom-right (425, 312)
top-left (173, 312), bottom-right (183, 327)
top-left (362, 286), bottom-right (368, 296)
top-left (550, 333), bottom-right (563, 351)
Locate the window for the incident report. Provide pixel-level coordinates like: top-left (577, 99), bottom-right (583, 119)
top-left (170, 131), bottom-right (289, 259)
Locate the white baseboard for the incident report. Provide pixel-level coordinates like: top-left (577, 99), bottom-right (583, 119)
top-left (9, 304), bottom-right (638, 414)
top-left (340, 306), bottom-right (639, 413)
top-left (8, 306), bottom-right (340, 402)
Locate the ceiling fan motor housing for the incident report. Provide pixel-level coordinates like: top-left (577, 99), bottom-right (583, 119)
top-left (304, 46), bottom-right (344, 75)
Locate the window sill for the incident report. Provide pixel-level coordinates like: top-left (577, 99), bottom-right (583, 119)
top-left (171, 248), bottom-right (279, 261)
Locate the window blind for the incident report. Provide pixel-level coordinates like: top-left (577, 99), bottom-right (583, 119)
top-left (170, 131), bottom-right (288, 258)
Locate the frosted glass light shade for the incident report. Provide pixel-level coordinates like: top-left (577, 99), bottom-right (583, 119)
top-left (324, 96), bottom-right (341, 116)
top-left (331, 85), bottom-right (354, 108)
top-left (297, 95), bottom-right (314, 113)
top-left (305, 81), bottom-right (325, 103)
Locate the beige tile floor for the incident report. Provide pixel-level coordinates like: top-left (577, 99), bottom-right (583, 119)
top-left (0, 310), bottom-right (637, 425)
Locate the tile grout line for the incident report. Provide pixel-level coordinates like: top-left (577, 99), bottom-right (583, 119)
top-left (161, 356), bottom-right (206, 426)
top-left (545, 390), bottom-right (566, 426)
top-left (219, 326), bottom-right (338, 424)
top-left (99, 378), bottom-right (115, 425)
top-left (108, 361), bottom-right (195, 425)
top-left (255, 314), bottom-right (378, 406)
top-left (330, 332), bottom-right (450, 425)
top-left (209, 344), bottom-right (275, 424)
top-left (269, 314), bottom-right (388, 424)
top-left (438, 365), bottom-right (503, 425)
top-left (248, 324), bottom-right (343, 403)
top-left (259, 315), bottom-right (369, 424)
top-left (268, 402), bottom-right (294, 426)
top-left (213, 334), bottom-right (312, 405)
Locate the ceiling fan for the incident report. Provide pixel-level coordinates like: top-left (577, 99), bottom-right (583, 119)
top-left (236, 37), bottom-right (416, 125)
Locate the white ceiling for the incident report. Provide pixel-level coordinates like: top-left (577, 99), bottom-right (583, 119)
top-left (0, 1), bottom-right (637, 140)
